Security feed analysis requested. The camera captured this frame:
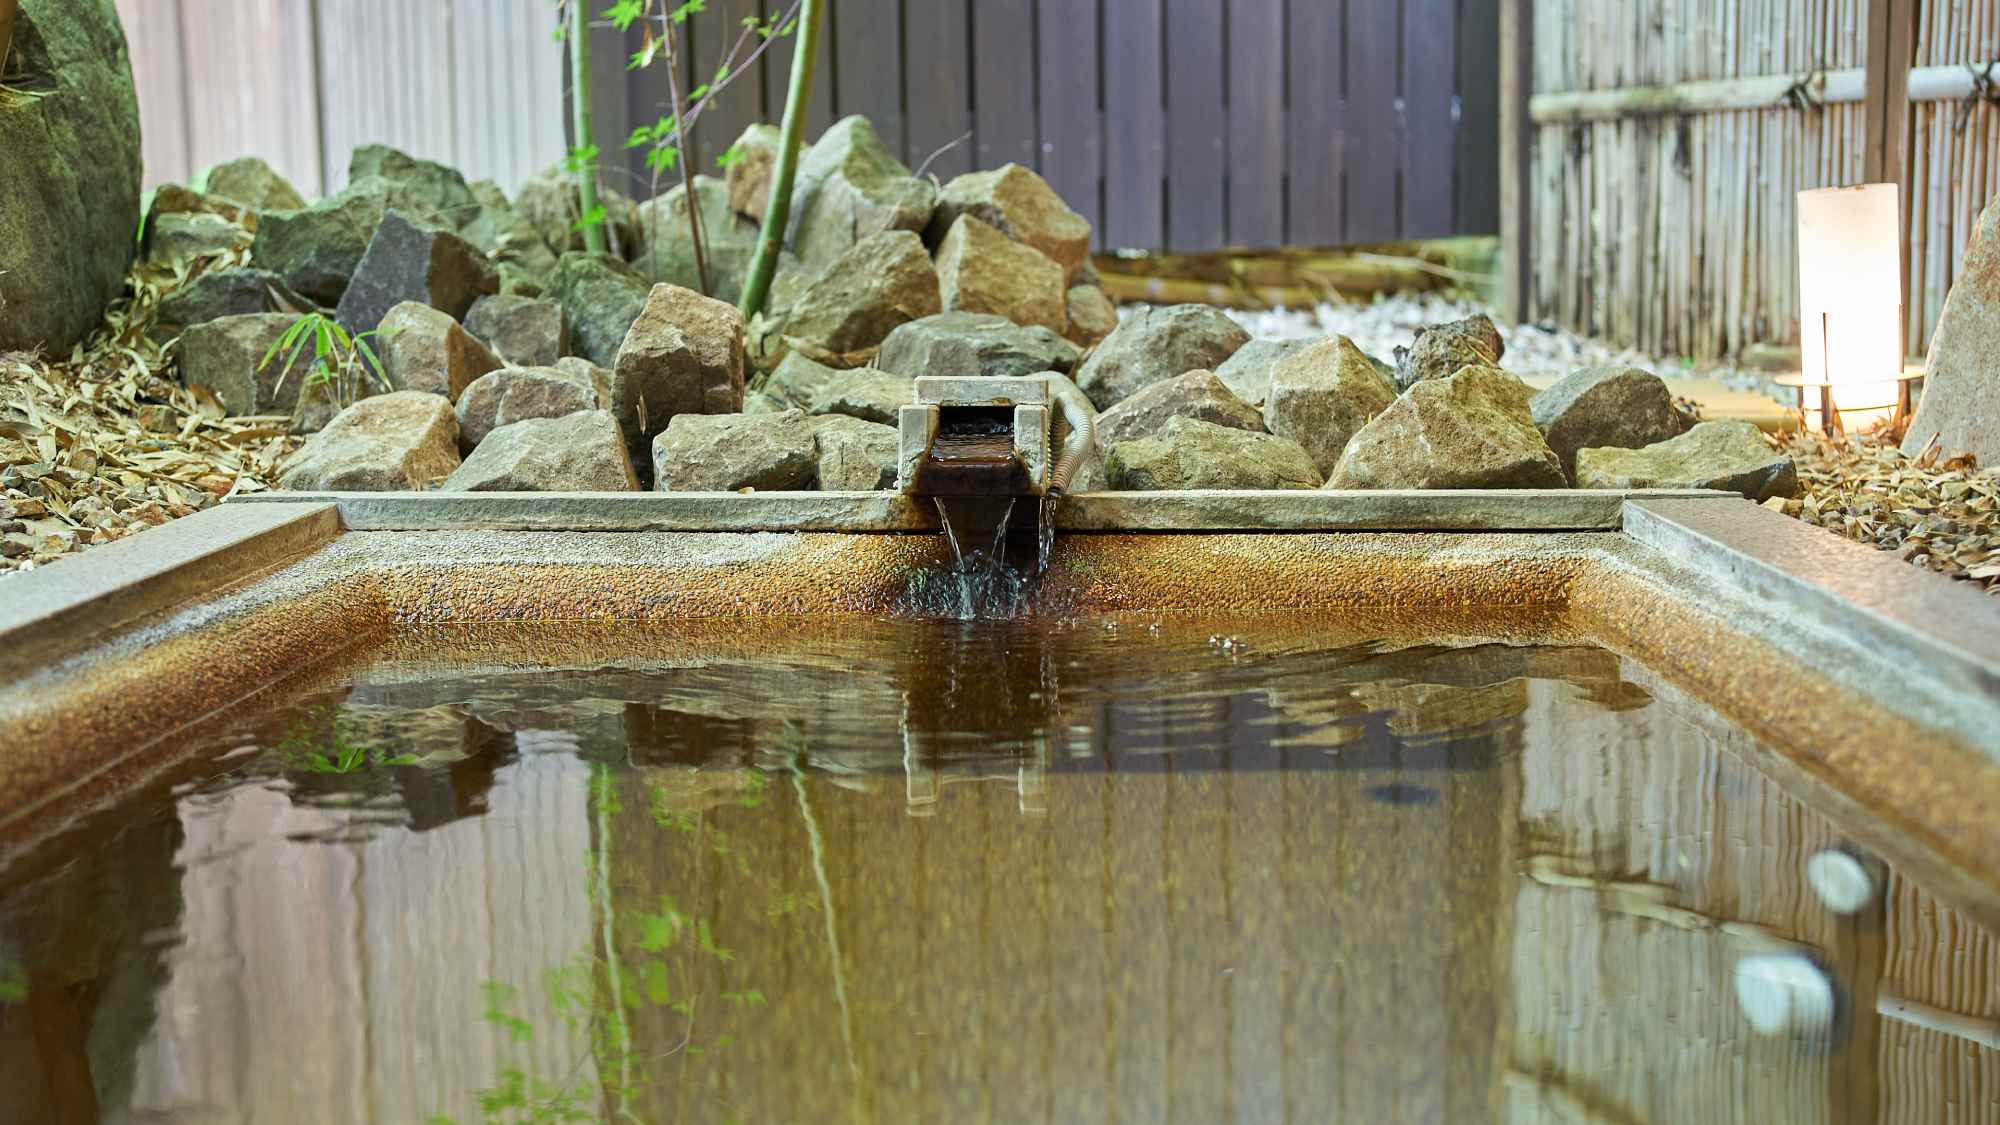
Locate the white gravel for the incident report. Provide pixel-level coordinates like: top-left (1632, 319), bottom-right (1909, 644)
top-left (1153, 292), bottom-right (1777, 393)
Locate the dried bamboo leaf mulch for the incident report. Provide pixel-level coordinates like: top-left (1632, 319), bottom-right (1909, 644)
top-left (1, 221), bottom-right (301, 577)
top-left (1767, 429), bottom-right (2000, 595)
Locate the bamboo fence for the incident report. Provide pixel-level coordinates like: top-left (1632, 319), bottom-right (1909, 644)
top-left (1524, 0), bottom-right (1998, 362)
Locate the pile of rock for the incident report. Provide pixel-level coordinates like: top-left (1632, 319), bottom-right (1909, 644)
top-left (149, 115), bottom-right (1118, 493)
top-left (1076, 309), bottom-right (1798, 499)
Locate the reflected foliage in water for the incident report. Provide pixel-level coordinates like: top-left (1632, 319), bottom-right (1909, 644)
top-left (0, 617), bottom-right (1991, 1123)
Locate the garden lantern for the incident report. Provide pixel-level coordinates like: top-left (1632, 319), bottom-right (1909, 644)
top-left (1793, 184), bottom-right (1908, 434)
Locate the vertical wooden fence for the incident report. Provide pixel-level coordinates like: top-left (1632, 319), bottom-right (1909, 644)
top-left (1501, 0), bottom-right (2000, 361)
top-left (598, 0), bottom-right (1502, 250)
top-left (115, 0), bottom-right (567, 197)
top-left (116, 0), bottom-right (1502, 253)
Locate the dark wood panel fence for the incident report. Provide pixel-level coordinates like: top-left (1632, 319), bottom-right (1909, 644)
top-left (118, 0), bottom-right (1499, 252)
top-left (601, 0), bottom-right (1503, 251)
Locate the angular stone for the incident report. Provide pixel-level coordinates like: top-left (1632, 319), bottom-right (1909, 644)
top-left (334, 211), bottom-right (498, 334)
top-left (0, 0), bottom-right (142, 354)
top-left (278, 391), bottom-right (461, 491)
top-left (876, 312), bottom-right (1080, 380)
top-left (1328, 365), bottom-right (1565, 489)
top-left (347, 144), bottom-right (480, 230)
top-left (547, 251), bottom-right (652, 367)
top-left (780, 230), bottom-right (942, 365)
top-left (808, 370), bottom-right (917, 425)
top-left (612, 283), bottom-right (747, 461)
top-left (1530, 364), bottom-right (1688, 477)
top-left (442, 410), bottom-right (637, 492)
top-left (553, 356), bottom-right (615, 404)
top-left (653, 410), bottom-right (818, 492)
top-left (744, 390), bottom-right (788, 414)
top-left (514, 168), bottom-right (643, 257)
top-left (460, 179), bottom-right (561, 286)
top-left (928, 163), bottom-right (1093, 284)
top-left (1906, 193), bottom-right (2000, 464)
top-left (464, 294), bottom-right (568, 367)
top-left (633, 175), bottom-right (763, 305)
top-left (378, 301), bottom-right (502, 402)
top-left (1576, 420), bottom-right (1799, 499)
top-left (144, 211), bottom-right (251, 267)
top-left (725, 123), bottom-right (781, 220)
top-left (811, 415), bottom-right (900, 490)
top-left (1106, 416), bottom-right (1322, 491)
top-left (763, 350), bottom-right (842, 409)
top-left (1392, 314), bottom-right (1505, 390)
top-left (201, 155), bottom-right (305, 212)
top-left (1075, 303), bottom-right (1251, 409)
top-left (454, 365), bottom-right (600, 451)
top-left (790, 116), bottom-right (937, 270)
top-left (1094, 370), bottom-right (1265, 448)
top-left (155, 268), bottom-right (314, 330)
top-left (1263, 336), bottom-right (1399, 474)
top-left (178, 312), bottom-right (307, 416)
top-left (1214, 337), bottom-right (1311, 408)
top-left (933, 214), bottom-right (1068, 334)
top-left (251, 186), bottom-right (385, 306)
top-left (1065, 284), bottom-right (1118, 347)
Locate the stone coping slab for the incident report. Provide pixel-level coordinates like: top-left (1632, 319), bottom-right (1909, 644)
top-left (230, 488), bottom-right (1737, 533)
top-left (0, 501), bottom-right (340, 672)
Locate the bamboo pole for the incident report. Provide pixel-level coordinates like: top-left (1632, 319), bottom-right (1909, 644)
top-left (738, 0), bottom-right (824, 320)
top-left (567, 0), bottom-right (607, 256)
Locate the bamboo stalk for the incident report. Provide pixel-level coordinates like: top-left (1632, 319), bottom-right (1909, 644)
top-left (566, 0), bottom-right (607, 256)
top-left (738, 0), bottom-right (824, 320)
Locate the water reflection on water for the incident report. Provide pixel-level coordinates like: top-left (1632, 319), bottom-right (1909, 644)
top-left (0, 618), bottom-right (1993, 1123)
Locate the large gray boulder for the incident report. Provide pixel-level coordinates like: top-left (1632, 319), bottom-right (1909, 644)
top-left (1075, 304), bottom-right (1251, 409)
top-left (1392, 314), bottom-right (1505, 390)
top-left (334, 210), bottom-right (498, 335)
top-left (1094, 370), bottom-right (1264, 449)
top-left (1530, 364), bottom-right (1688, 478)
top-left (464, 294), bottom-right (567, 368)
top-left (201, 156), bottom-right (305, 212)
top-left (876, 312), bottom-right (1079, 379)
top-left (378, 301), bottom-right (502, 402)
top-left (1215, 338), bottom-right (1313, 407)
top-left (811, 415), bottom-right (900, 490)
top-left (633, 175), bottom-right (764, 305)
top-left (178, 313), bottom-right (306, 416)
top-left (928, 163), bottom-right (1093, 284)
top-left (1905, 193), bottom-right (2000, 464)
top-left (933, 214), bottom-right (1069, 334)
top-left (1328, 365), bottom-right (1565, 489)
top-left (278, 391), bottom-right (461, 491)
top-left (807, 369), bottom-right (916, 425)
top-left (454, 365), bottom-right (600, 451)
top-left (442, 410), bottom-right (637, 492)
top-left (155, 268), bottom-right (314, 332)
top-left (1107, 416), bottom-right (1322, 491)
top-left (547, 252), bottom-right (652, 367)
top-left (780, 230), bottom-right (942, 366)
top-left (1262, 336), bottom-right (1399, 474)
top-left (0, 0), bottom-right (142, 353)
top-left (612, 283), bottom-right (747, 461)
top-left (790, 116), bottom-right (937, 270)
top-left (1576, 420), bottom-right (1798, 499)
top-left (143, 211), bottom-right (251, 268)
top-left (653, 410), bottom-right (819, 492)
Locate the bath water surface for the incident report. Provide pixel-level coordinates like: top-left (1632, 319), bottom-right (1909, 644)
top-left (0, 616), bottom-right (1987, 1123)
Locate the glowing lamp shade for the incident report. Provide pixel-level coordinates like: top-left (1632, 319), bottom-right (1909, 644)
top-left (1797, 184), bottom-right (1903, 427)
